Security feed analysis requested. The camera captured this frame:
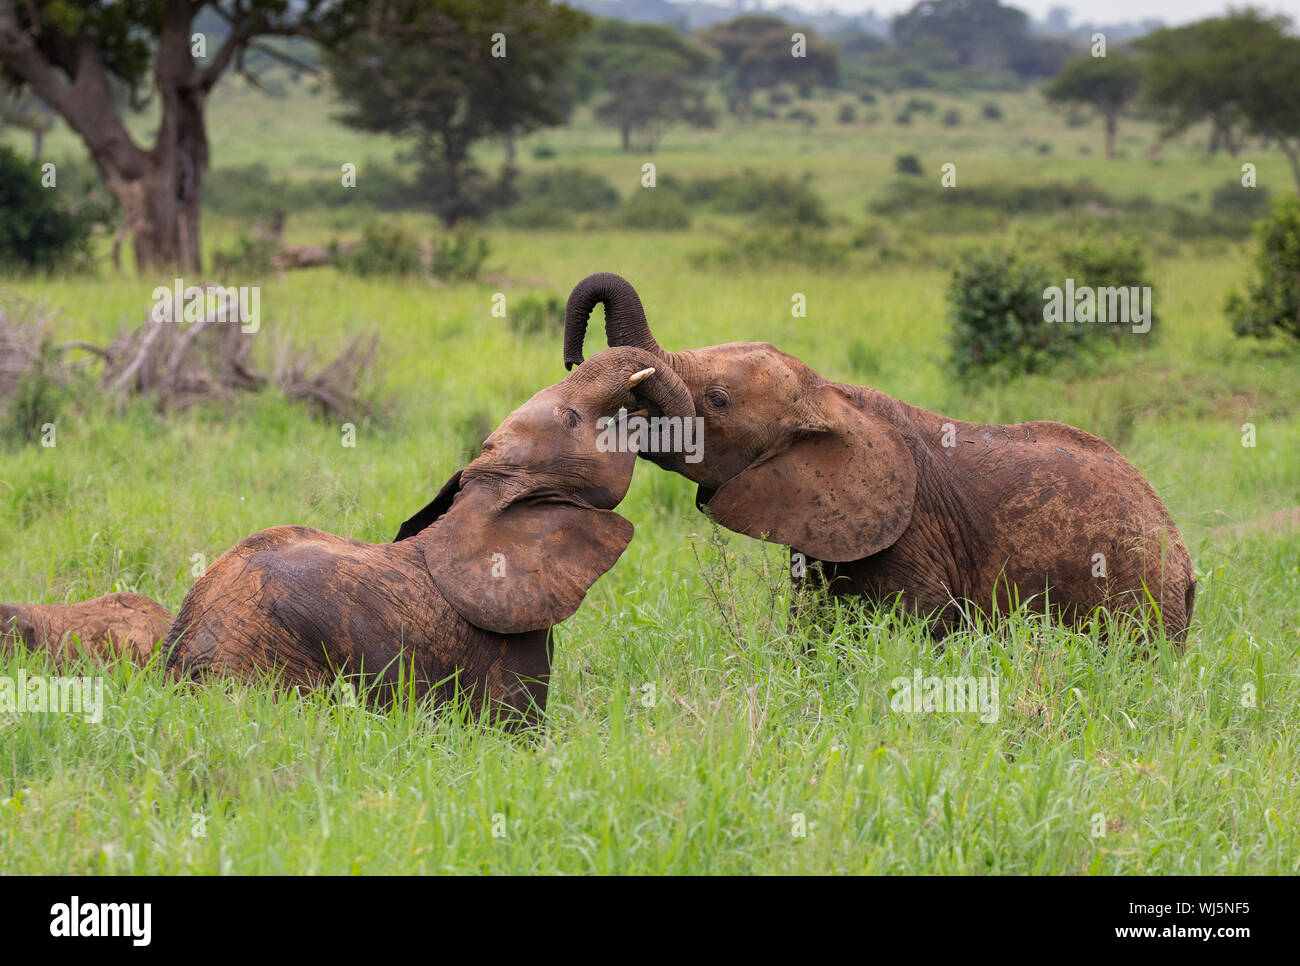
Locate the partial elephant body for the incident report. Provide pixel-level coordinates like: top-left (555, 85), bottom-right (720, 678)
top-left (564, 273), bottom-right (1196, 643)
top-left (163, 525), bottom-right (553, 722)
top-left (0, 593), bottom-right (174, 664)
top-left (158, 346), bottom-right (694, 725)
top-left (784, 389), bottom-right (1195, 638)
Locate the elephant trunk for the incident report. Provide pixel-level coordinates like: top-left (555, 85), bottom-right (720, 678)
top-left (569, 346), bottom-right (693, 425)
top-left (564, 272), bottom-right (666, 370)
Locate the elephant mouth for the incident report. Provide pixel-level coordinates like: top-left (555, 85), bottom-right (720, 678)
top-left (695, 485), bottom-right (717, 512)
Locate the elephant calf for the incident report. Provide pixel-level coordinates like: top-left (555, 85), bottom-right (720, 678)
top-left (162, 347), bottom-right (692, 725)
top-left (564, 273), bottom-right (1196, 642)
top-left (0, 593), bottom-right (174, 664)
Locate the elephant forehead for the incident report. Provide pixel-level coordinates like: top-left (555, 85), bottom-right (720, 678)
top-left (697, 343), bottom-right (808, 392)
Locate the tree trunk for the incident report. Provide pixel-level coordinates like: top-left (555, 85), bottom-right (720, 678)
top-left (620, 123), bottom-right (631, 152)
top-left (0, 0), bottom-right (211, 274)
top-left (1104, 112), bottom-right (1117, 160)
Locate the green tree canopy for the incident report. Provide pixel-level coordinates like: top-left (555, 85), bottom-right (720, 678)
top-left (1044, 51), bottom-right (1143, 159)
top-left (697, 15), bottom-right (837, 118)
top-left (327, 0), bottom-right (588, 225)
top-left (574, 19), bottom-right (715, 152)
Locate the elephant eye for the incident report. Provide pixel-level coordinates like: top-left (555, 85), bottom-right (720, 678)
top-left (562, 407), bottom-right (581, 429)
top-left (705, 388), bottom-right (730, 410)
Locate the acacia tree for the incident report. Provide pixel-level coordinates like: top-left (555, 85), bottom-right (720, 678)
top-left (0, 0), bottom-right (367, 273)
top-left (326, 0), bottom-right (588, 225)
top-left (1138, 11), bottom-right (1300, 189)
top-left (697, 15), bottom-right (837, 119)
top-left (574, 20), bottom-right (715, 152)
top-left (1044, 52), bottom-right (1142, 160)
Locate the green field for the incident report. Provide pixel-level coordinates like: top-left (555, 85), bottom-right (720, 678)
top-left (1, 73), bottom-right (1297, 874)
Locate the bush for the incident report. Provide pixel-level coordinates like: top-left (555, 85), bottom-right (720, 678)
top-left (0, 340), bottom-right (67, 446)
top-left (904, 97), bottom-right (936, 115)
top-left (894, 112), bottom-right (912, 125)
top-left (1210, 180), bottom-right (1271, 219)
top-left (614, 190), bottom-right (692, 230)
top-left (531, 144), bottom-right (557, 159)
top-left (431, 229), bottom-right (491, 282)
top-left (498, 199), bottom-right (575, 230)
top-left (872, 177), bottom-right (1114, 215)
top-left (786, 108), bottom-right (817, 126)
top-left (683, 170), bottom-right (828, 227)
top-left (982, 101), bottom-right (1003, 120)
top-left (1225, 195), bottom-right (1300, 342)
top-left (1057, 235), bottom-right (1158, 341)
top-left (895, 154), bottom-right (923, 176)
top-left (513, 167), bottom-right (619, 213)
top-left (769, 89), bottom-right (792, 106)
top-left (941, 108), bottom-right (962, 127)
top-left (837, 103), bottom-right (858, 124)
top-left (509, 294), bottom-right (564, 336)
top-left (340, 223), bottom-right (423, 277)
top-left (0, 146), bottom-right (96, 270)
top-left (948, 248), bottom-right (1081, 379)
top-left (858, 90), bottom-right (878, 105)
top-left (211, 236), bottom-right (279, 278)
top-left (693, 228), bottom-right (850, 270)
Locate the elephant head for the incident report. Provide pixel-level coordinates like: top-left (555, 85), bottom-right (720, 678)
top-left (396, 345), bottom-right (695, 632)
top-left (563, 274), bottom-right (916, 563)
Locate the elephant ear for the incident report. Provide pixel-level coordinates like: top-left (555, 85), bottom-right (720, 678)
top-left (702, 384), bottom-right (916, 563)
top-left (394, 470), bottom-right (464, 541)
top-left (422, 483), bottom-right (634, 634)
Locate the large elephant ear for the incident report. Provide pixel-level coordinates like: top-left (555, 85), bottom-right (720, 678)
top-left (423, 483), bottom-right (634, 634)
top-left (394, 470), bottom-right (464, 541)
top-left (701, 384), bottom-right (916, 562)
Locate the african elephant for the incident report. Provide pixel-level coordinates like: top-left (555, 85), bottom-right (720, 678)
top-left (0, 593), bottom-right (174, 664)
top-left (162, 347), bottom-right (692, 725)
top-left (563, 273), bottom-right (1195, 642)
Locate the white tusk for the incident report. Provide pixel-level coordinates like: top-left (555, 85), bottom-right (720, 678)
top-left (626, 367), bottom-right (655, 389)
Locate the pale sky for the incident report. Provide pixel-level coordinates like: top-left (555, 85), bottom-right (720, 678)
top-left (777, 0), bottom-right (1300, 27)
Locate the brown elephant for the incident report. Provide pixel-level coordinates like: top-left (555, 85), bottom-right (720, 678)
top-left (161, 347), bottom-right (693, 725)
top-left (564, 273), bottom-right (1195, 642)
top-left (0, 593), bottom-right (174, 664)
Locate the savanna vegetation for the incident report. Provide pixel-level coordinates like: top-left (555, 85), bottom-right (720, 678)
top-left (0, 0), bottom-right (1296, 874)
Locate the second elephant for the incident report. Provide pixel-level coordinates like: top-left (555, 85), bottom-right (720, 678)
top-left (563, 273), bottom-right (1196, 642)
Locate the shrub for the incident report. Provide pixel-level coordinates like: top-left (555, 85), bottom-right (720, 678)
top-left (1057, 235), bottom-right (1159, 341)
top-left (786, 108), bottom-right (817, 126)
top-left (858, 90), bottom-right (878, 105)
top-left (498, 199), bottom-right (575, 229)
top-left (693, 228), bottom-right (850, 270)
top-left (895, 154), bottom-right (923, 176)
top-left (0, 146), bottom-right (95, 270)
top-left (948, 248), bottom-right (1080, 379)
top-left (0, 339), bottom-right (67, 446)
top-left (894, 112), bottom-right (912, 125)
top-left (941, 108), bottom-right (962, 127)
top-left (982, 101), bottom-right (1003, 120)
top-left (340, 223), bottom-right (423, 277)
top-left (904, 97), bottom-right (936, 115)
top-left (838, 103), bottom-right (858, 124)
top-left (509, 294), bottom-right (564, 336)
top-left (614, 190), bottom-right (692, 230)
top-left (769, 89), bottom-right (792, 106)
top-left (514, 167), bottom-right (619, 213)
top-left (531, 144), bottom-right (557, 159)
top-left (1210, 180), bottom-right (1272, 219)
top-left (1225, 195), bottom-right (1300, 342)
top-left (431, 229), bottom-right (491, 282)
top-left (683, 170), bottom-right (828, 228)
top-left (211, 236), bottom-right (279, 278)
